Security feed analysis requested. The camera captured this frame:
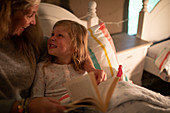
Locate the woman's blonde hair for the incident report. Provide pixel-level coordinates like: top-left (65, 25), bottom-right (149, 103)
top-left (45, 20), bottom-right (89, 72)
top-left (0, 0), bottom-right (41, 40)
top-left (0, 0), bottom-right (43, 68)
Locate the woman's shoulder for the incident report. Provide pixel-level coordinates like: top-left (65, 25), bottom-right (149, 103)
top-left (37, 61), bottom-right (46, 68)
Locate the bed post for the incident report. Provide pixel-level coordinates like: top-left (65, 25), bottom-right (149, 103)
top-left (136, 0), bottom-right (150, 41)
top-left (87, 1), bottom-right (99, 28)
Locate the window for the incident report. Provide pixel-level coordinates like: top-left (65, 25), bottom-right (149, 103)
top-left (128, 0), bottom-right (160, 35)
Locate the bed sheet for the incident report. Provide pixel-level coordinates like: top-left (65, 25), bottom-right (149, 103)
top-left (146, 38), bottom-right (170, 82)
top-left (147, 39), bottom-right (170, 59)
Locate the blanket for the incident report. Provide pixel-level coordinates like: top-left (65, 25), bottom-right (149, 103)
top-left (98, 80), bottom-right (170, 113)
top-left (154, 47), bottom-right (170, 82)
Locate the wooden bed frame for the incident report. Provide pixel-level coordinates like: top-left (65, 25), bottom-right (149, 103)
top-left (38, 1), bottom-right (99, 38)
top-left (136, 0), bottom-right (170, 77)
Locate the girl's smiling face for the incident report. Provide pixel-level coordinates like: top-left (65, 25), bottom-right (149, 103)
top-left (11, 5), bottom-right (38, 36)
top-left (47, 25), bottom-right (74, 64)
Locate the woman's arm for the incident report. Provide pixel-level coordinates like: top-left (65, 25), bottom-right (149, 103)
top-left (29, 97), bottom-right (65, 113)
top-left (84, 55), bottom-right (95, 72)
top-left (0, 100), bottom-right (16, 113)
top-left (31, 63), bottom-right (46, 97)
top-left (84, 55), bottom-right (107, 84)
top-left (10, 97), bottom-right (65, 113)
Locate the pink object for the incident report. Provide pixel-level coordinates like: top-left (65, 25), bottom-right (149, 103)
top-left (117, 65), bottom-right (123, 78)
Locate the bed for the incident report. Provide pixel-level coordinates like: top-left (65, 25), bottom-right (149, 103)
top-left (136, 0), bottom-right (170, 82)
top-left (37, 1), bottom-right (170, 113)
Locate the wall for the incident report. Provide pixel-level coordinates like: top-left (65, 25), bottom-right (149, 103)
top-left (41, 0), bottom-right (127, 34)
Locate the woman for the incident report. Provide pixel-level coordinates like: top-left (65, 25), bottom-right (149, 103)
top-left (0, 0), bottom-right (106, 113)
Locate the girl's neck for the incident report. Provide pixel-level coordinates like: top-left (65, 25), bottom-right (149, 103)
top-left (54, 57), bottom-right (72, 65)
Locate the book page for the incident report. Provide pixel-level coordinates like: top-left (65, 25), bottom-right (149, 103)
top-left (98, 77), bottom-right (119, 107)
top-left (64, 97), bottom-right (103, 112)
top-left (98, 77), bottom-right (114, 102)
top-left (65, 72), bottom-right (101, 103)
top-left (104, 77), bottom-right (119, 108)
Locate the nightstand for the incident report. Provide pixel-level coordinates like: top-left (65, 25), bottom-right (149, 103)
top-left (112, 33), bottom-right (152, 85)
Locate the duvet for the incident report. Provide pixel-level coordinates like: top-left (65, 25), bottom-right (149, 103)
top-left (98, 79), bottom-right (170, 113)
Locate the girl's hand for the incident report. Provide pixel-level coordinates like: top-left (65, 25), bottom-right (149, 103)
top-left (29, 97), bottom-right (65, 113)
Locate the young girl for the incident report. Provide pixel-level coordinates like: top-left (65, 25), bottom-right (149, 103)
top-left (31, 20), bottom-right (90, 100)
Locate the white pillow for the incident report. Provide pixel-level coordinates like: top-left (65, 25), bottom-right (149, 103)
top-left (88, 23), bottom-right (119, 79)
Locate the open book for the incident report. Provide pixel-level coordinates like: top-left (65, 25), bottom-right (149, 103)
top-left (64, 65), bottom-right (123, 112)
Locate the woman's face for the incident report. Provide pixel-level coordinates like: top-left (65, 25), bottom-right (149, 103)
top-left (11, 5), bottom-right (39, 36)
top-left (47, 25), bottom-right (74, 63)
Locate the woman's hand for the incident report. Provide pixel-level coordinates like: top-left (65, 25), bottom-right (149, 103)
top-left (29, 97), bottom-right (65, 113)
top-left (91, 69), bottom-right (107, 85)
top-left (84, 55), bottom-right (107, 84)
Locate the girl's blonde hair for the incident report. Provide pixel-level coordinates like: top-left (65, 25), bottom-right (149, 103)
top-left (45, 20), bottom-right (89, 72)
top-left (0, 0), bottom-right (43, 68)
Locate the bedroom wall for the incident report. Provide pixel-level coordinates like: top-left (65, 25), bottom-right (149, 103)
top-left (41, 0), bottom-right (127, 34)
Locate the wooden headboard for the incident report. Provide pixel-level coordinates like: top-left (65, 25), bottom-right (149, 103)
top-left (136, 0), bottom-right (170, 42)
top-left (38, 1), bottom-right (99, 37)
